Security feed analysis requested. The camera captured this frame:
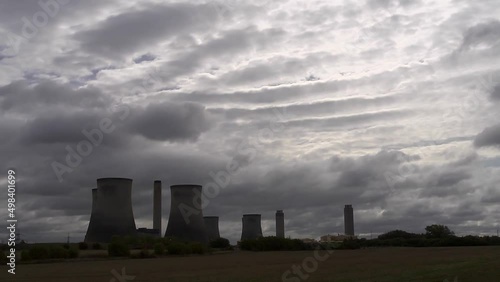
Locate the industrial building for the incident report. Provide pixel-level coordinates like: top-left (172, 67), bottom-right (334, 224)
top-left (204, 216), bottom-right (221, 241)
top-left (83, 178), bottom-right (356, 245)
top-left (84, 178), bottom-right (138, 243)
top-left (164, 184), bottom-right (209, 245)
top-left (344, 204), bottom-right (355, 236)
top-left (276, 210), bottom-right (285, 238)
top-left (241, 214), bottom-right (263, 240)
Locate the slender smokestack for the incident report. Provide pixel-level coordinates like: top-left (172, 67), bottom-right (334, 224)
top-left (276, 210), bottom-right (285, 238)
top-left (241, 214), bottom-right (263, 240)
top-left (344, 204), bottom-right (354, 236)
top-left (153, 180), bottom-right (162, 236)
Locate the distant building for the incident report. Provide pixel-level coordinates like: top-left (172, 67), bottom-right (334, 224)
top-left (344, 204), bottom-right (354, 236)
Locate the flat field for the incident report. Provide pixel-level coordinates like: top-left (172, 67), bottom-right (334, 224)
top-left (1, 246), bottom-right (499, 282)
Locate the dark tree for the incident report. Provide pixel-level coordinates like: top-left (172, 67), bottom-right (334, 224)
top-left (425, 224), bottom-right (455, 238)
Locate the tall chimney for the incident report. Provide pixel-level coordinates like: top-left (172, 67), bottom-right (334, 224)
top-left (153, 180), bottom-right (162, 236)
top-left (344, 204), bottom-right (354, 236)
top-left (276, 210), bottom-right (285, 238)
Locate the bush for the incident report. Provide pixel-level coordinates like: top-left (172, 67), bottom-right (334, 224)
top-left (21, 250), bottom-right (31, 261)
top-left (49, 246), bottom-right (69, 259)
top-left (68, 248), bottom-right (79, 258)
top-left (154, 243), bottom-right (165, 255)
top-left (0, 252), bottom-right (7, 264)
top-left (28, 245), bottom-right (50, 260)
top-left (92, 242), bottom-right (102, 250)
top-left (78, 242), bottom-right (88, 250)
top-left (130, 248), bottom-right (154, 259)
top-left (190, 243), bottom-right (205, 254)
top-left (108, 242), bottom-right (130, 257)
top-left (378, 230), bottom-right (422, 240)
top-left (167, 242), bottom-right (187, 255)
top-left (338, 239), bottom-right (361, 250)
top-left (210, 238), bottom-right (230, 249)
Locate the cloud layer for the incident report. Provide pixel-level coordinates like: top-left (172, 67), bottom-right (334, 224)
top-left (0, 0), bottom-right (499, 243)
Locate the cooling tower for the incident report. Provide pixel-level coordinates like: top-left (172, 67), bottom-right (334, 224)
top-left (153, 180), bottom-right (162, 236)
top-left (164, 184), bottom-right (209, 244)
top-left (276, 210), bottom-right (285, 238)
top-left (344, 204), bottom-right (354, 236)
top-left (84, 188), bottom-right (98, 242)
top-left (204, 216), bottom-right (220, 241)
top-left (84, 178), bottom-right (137, 243)
top-left (241, 214), bottom-right (263, 240)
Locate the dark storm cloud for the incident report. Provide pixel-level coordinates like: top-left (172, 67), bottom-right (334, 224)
top-left (0, 80), bottom-right (112, 112)
top-left (427, 169), bottom-right (471, 188)
top-left (474, 124), bottom-right (500, 148)
top-left (127, 101), bottom-right (212, 142)
top-left (19, 111), bottom-right (104, 144)
top-left (74, 3), bottom-right (222, 59)
top-left (214, 150), bottom-right (417, 213)
top-left (460, 20), bottom-right (500, 51)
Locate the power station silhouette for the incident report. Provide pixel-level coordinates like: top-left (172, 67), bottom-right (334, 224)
top-left (84, 177), bottom-right (355, 243)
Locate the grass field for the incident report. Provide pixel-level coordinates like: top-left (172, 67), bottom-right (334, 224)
top-left (1, 246), bottom-right (499, 282)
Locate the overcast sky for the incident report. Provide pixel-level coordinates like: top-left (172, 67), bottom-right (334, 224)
top-left (1, 0), bottom-right (500, 244)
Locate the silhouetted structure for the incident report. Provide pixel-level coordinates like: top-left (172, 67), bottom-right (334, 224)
top-left (276, 210), bottom-right (285, 238)
top-left (164, 184), bottom-right (209, 245)
top-left (204, 216), bottom-right (220, 241)
top-left (84, 188), bottom-right (98, 242)
top-left (153, 180), bottom-right (162, 236)
top-left (84, 178), bottom-right (137, 242)
top-left (241, 214), bottom-right (263, 240)
top-left (344, 204), bottom-right (354, 236)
